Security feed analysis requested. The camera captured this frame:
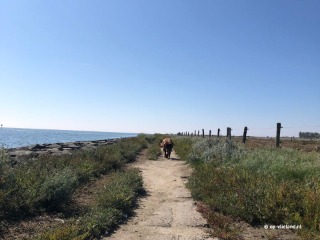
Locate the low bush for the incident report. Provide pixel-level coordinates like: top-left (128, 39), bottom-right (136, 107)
top-left (37, 168), bottom-right (79, 210)
top-left (37, 169), bottom-right (143, 240)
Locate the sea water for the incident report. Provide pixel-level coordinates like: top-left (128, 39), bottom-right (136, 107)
top-left (0, 128), bottom-right (138, 148)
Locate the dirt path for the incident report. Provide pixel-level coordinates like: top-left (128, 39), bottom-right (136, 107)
top-left (106, 150), bottom-right (214, 240)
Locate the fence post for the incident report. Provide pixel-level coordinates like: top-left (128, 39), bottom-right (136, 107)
top-left (276, 123), bottom-right (282, 147)
top-left (202, 129), bottom-right (204, 138)
top-left (227, 127), bottom-right (232, 139)
top-left (209, 130), bottom-right (211, 138)
top-left (198, 130), bottom-right (199, 137)
top-left (194, 130), bottom-right (196, 136)
top-left (243, 126), bottom-right (248, 143)
top-left (217, 128), bottom-right (220, 138)
top-left (188, 132), bottom-right (189, 137)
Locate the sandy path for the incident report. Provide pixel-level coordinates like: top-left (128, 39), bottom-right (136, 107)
top-left (105, 149), bottom-right (213, 240)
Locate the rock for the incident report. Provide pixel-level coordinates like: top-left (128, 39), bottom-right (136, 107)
top-left (61, 143), bottom-right (81, 149)
top-left (47, 143), bottom-right (62, 149)
top-left (30, 144), bottom-right (47, 151)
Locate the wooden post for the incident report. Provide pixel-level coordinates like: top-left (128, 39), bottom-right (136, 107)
top-left (243, 126), bottom-right (248, 143)
top-left (276, 123), bottom-right (282, 147)
top-left (227, 127), bottom-right (231, 139)
top-left (209, 130), bottom-right (211, 138)
top-left (194, 130), bottom-right (196, 136)
top-left (217, 128), bottom-right (220, 138)
top-left (198, 130), bottom-right (199, 137)
top-left (202, 129), bottom-right (204, 138)
top-left (188, 132), bottom-right (189, 137)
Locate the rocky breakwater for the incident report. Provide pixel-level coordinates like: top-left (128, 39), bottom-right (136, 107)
top-left (7, 139), bottom-right (119, 165)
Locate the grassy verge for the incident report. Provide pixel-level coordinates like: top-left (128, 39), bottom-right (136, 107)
top-left (146, 134), bottom-right (165, 160)
top-left (0, 136), bottom-right (147, 219)
top-left (173, 136), bottom-right (320, 239)
top-left (36, 168), bottom-right (143, 240)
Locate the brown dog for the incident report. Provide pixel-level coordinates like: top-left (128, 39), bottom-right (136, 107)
top-left (161, 138), bottom-right (173, 158)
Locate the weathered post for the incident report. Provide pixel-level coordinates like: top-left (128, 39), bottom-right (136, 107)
top-left (217, 128), bottom-right (220, 138)
top-left (276, 123), bottom-right (282, 147)
top-left (243, 126), bottom-right (248, 143)
top-left (194, 130), bottom-right (196, 136)
top-left (209, 130), bottom-right (211, 138)
top-left (198, 130), bottom-right (199, 137)
top-left (188, 132), bottom-right (189, 137)
top-left (202, 129), bottom-right (205, 138)
top-left (227, 127), bottom-right (232, 139)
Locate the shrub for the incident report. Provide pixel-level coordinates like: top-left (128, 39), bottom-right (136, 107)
top-left (38, 169), bottom-right (143, 240)
top-left (188, 138), bottom-right (244, 165)
top-left (37, 167), bottom-right (79, 209)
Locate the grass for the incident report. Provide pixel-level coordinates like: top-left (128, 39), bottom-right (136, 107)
top-left (146, 133), bottom-right (165, 160)
top-left (0, 136), bottom-right (147, 219)
top-left (37, 168), bottom-right (143, 240)
top-left (173, 136), bottom-right (320, 239)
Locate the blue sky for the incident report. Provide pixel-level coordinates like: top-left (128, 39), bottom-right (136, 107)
top-left (1, 0), bottom-right (319, 136)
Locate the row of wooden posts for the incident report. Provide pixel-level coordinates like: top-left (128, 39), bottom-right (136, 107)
top-left (177, 122), bottom-right (283, 147)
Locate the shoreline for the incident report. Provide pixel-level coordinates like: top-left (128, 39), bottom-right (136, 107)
top-left (4, 137), bottom-right (132, 165)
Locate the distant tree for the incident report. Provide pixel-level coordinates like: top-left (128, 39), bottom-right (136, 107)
top-left (299, 132), bottom-right (320, 139)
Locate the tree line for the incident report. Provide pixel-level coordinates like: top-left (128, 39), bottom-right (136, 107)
top-left (299, 132), bottom-right (320, 139)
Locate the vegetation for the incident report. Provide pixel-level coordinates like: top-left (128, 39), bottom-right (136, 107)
top-left (173, 136), bottom-right (320, 239)
top-left (37, 169), bottom-right (143, 240)
top-left (0, 136), bottom-right (146, 223)
top-left (146, 133), bottom-right (165, 160)
top-left (299, 131), bottom-right (320, 139)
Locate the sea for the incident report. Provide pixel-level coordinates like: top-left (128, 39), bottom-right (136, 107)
top-left (0, 128), bottom-right (138, 149)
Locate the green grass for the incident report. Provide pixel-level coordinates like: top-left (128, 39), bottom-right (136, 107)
top-left (173, 136), bottom-right (320, 239)
top-left (0, 136), bottom-right (147, 219)
top-left (146, 134), bottom-right (165, 160)
top-left (36, 169), bottom-right (143, 240)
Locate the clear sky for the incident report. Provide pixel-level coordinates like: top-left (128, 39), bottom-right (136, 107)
top-left (1, 0), bottom-right (319, 137)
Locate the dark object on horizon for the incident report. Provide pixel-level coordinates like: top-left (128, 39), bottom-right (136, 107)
top-left (217, 128), bottom-right (220, 138)
top-left (299, 131), bottom-right (320, 139)
top-left (243, 126), bottom-right (248, 143)
top-left (276, 123), bottom-right (282, 147)
top-left (227, 127), bottom-right (232, 139)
